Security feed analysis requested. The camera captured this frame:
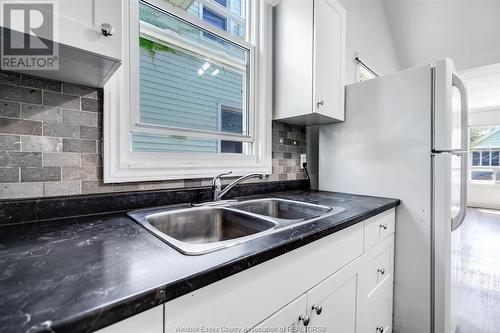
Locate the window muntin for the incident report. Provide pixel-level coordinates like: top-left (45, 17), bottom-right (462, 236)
top-left (136, 0), bottom-right (251, 154)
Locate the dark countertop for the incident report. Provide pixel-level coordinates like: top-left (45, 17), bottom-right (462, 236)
top-left (0, 190), bottom-right (399, 333)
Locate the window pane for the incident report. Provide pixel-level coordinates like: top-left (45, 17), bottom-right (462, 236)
top-left (472, 151), bottom-right (481, 166)
top-left (160, 0), bottom-right (246, 40)
top-left (471, 171), bottom-right (494, 181)
top-left (492, 151), bottom-right (499, 166)
top-left (139, 3), bottom-right (248, 136)
top-left (481, 151), bottom-right (491, 166)
top-left (132, 132), bottom-right (250, 154)
top-left (203, 7), bottom-right (227, 31)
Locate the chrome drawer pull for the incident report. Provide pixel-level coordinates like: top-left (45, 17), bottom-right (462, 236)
top-left (377, 268), bottom-right (386, 275)
top-left (312, 304), bottom-right (322, 315)
top-left (379, 224), bottom-right (388, 230)
top-left (298, 315), bottom-right (310, 326)
top-left (376, 327), bottom-right (385, 333)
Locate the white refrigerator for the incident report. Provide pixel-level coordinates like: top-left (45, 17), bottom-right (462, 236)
top-left (318, 59), bottom-right (468, 333)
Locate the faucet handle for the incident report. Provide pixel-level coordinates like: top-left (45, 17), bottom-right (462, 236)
top-left (212, 171), bottom-right (232, 188)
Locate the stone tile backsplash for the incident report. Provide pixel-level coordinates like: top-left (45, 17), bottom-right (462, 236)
top-left (0, 72), bottom-right (307, 199)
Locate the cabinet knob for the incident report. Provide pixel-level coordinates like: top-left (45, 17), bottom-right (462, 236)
top-left (100, 23), bottom-right (114, 37)
top-left (317, 100), bottom-right (325, 107)
top-left (298, 315), bottom-right (310, 326)
top-left (379, 224), bottom-right (388, 230)
top-left (376, 326), bottom-right (385, 333)
top-left (377, 268), bottom-right (386, 275)
top-left (311, 304), bottom-right (322, 315)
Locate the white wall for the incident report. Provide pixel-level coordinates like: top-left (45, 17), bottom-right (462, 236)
top-left (307, 0), bottom-right (401, 188)
top-left (338, 0), bottom-right (401, 83)
top-left (383, 0), bottom-right (500, 71)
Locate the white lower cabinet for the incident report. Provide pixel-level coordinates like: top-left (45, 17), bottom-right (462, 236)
top-left (306, 263), bottom-right (358, 333)
top-left (94, 209), bottom-right (396, 333)
top-left (253, 294), bottom-right (308, 332)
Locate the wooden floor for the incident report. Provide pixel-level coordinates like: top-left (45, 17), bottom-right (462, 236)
top-left (456, 207), bottom-right (500, 333)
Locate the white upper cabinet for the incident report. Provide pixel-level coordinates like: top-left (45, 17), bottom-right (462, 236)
top-left (1, 0), bottom-right (121, 87)
top-left (273, 0), bottom-right (346, 125)
top-left (58, 0), bottom-right (122, 61)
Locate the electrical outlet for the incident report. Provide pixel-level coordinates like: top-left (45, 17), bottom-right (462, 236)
top-left (300, 154), bottom-right (307, 169)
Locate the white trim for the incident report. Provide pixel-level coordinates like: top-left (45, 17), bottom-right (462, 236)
top-left (104, 0), bottom-right (272, 183)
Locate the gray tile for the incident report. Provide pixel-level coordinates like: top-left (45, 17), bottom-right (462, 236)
top-left (62, 109), bottom-right (97, 126)
top-left (21, 136), bottom-right (62, 152)
top-left (0, 100), bottom-right (20, 118)
top-left (81, 98), bottom-right (102, 112)
top-left (43, 122), bottom-right (80, 138)
top-left (62, 83), bottom-right (99, 99)
top-left (22, 104), bottom-right (62, 122)
top-left (0, 72), bottom-right (20, 85)
top-left (43, 91), bottom-right (80, 110)
top-left (21, 75), bottom-right (61, 92)
top-left (43, 152), bottom-right (80, 167)
top-left (0, 182), bottom-right (43, 199)
top-left (138, 180), bottom-right (184, 190)
top-left (111, 182), bottom-right (140, 192)
top-left (0, 135), bottom-right (20, 151)
top-left (184, 179), bottom-right (202, 187)
top-left (0, 117), bottom-right (42, 135)
top-left (0, 167), bottom-right (19, 182)
top-left (62, 139), bottom-right (96, 153)
top-left (21, 167), bottom-right (61, 182)
top-left (0, 84), bottom-right (42, 104)
top-left (0, 152), bottom-right (42, 167)
top-left (43, 180), bottom-right (81, 197)
top-left (80, 126), bottom-right (100, 139)
top-left (81, 180), bottom-right (115, 194)
top-left (62, 167), bottom-right (100, 181)
top-left (81, 153), bottom-right (99, 166)
top-left (44, 181), bottom-right (81, 196)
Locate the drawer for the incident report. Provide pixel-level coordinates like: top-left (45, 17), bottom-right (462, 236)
top-left (357, 288), bottom-right (393, 333)
top-left (357, 234), bottom-right (394, 315)
top-left (364, 208), bottom-right (395, 251)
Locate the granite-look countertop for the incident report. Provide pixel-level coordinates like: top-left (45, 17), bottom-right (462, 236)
top-left (0, 190), bottom-right (399, 333)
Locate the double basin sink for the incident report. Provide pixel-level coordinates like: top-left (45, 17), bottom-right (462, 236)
top-left (128, 198), bottom-right (345, 255)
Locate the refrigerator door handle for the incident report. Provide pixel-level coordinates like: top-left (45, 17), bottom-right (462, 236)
top-left (451, 73), bottom-right (468, 231)
top-left (452, 73), bottom-right (468, 151)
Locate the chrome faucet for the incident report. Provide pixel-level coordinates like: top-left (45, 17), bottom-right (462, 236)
top-left (212, 171), bottom-right (266, 201)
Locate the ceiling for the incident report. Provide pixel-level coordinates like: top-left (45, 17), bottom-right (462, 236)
top-left (382, 0), bottom-right (500, 71)
top-left (460, 63), bottom-right (500, 111)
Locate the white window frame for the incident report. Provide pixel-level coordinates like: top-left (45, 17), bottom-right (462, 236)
top-left (104, 0), bottom-right (272, 183)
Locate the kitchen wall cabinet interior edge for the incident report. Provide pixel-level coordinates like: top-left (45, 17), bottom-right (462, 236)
top-left (1, 0), bottom-right (121, 87)
top-left (273, 0), bottom-right (346, 125)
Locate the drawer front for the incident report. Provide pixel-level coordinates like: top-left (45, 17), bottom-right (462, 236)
top-left (357, 288), bottom-right (393, 333)
top-left (357, 234), bottom-right (394, 315)
top-left (364, 209), bottom-right (395, 251)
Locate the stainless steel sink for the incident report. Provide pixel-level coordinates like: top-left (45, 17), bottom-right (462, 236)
top-left (128, 198), bottom-right (345, 255)
top-left (231, 198), bottom-right (333, 221)
top-left (129, 206), bottom-right (277, 255)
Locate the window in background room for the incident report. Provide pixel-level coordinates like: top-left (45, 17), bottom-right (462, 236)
top-left (469, 125), bottom-right (500, 182)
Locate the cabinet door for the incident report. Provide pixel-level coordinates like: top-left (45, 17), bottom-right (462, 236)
top-left (58, 0), bottom-right (121, 60)
top-left (313, 0), bottom-right (346, 121)
top-left (95, 305), bottom-right (163, 333)
top-left (307, 263), bottom-right (357, 333)
top-left (356, 291), bottom-right (392, 333)
top-left (253, 294), bottom-right (308, 333)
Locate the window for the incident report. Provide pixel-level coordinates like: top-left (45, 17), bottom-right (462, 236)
top-left (104, 0), bottom-right (272, 182)
top-left (355, 57), bottom-right (378, 82)
top-left (469, 125), bottom-right (500, 183)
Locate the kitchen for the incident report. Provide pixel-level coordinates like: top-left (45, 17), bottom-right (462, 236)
top-left (0, 0), bottom-right (499, 332)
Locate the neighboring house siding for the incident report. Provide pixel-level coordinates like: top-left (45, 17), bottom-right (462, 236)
top-left (472, 129), bottom-right (500, 149)
top-left (134, 46), bottom-right (243, 152)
